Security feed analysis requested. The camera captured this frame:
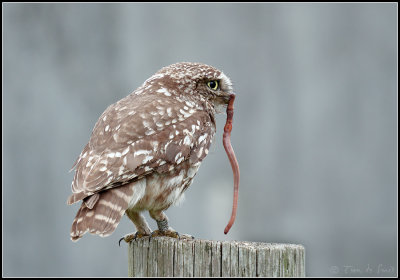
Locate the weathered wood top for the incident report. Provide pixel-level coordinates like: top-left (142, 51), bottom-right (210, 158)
top-left (128, 236), bottom-right (305, 277)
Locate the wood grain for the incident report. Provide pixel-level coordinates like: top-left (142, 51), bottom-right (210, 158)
top-left (127, 237), bottom-right (305, 277)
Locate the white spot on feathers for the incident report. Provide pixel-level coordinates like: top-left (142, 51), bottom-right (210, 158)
top-left (197, 147), bottom-right (204, 157)
top-left (142, 155), bottom-right (154, 164)
top-left (122, 147), bottom-right (130, 155)
top-left (143, 120), bottom-right (151, 128)
top-left (145, 130), bottom-right (155, 136)
top-left (99, 166), bottom-right (107, 172)
top-left (134, 150), bottom-right (151, 156)
top-left (183, 135), bottom-right (191, 145)
top-left (198, 134), bottom-right (208, 143)
top-left (157, 88), bottom-right (172, 96)
top-left (185, 100), bottom-right (195, 108)
top-left (86, 211), bottom-right (94, 217)
top-left (175, 152), bottom-right (182, 161)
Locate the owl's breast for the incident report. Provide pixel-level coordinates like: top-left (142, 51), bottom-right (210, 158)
top-left (129, 159), bottom-right (202, 212)
top-left (126, 115), bottom-right (215, 212)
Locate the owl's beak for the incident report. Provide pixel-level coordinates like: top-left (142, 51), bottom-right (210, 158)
top-left (220, 92), bottom-right (233, 105)
top-left (212, 92), bottom-right (234, 114)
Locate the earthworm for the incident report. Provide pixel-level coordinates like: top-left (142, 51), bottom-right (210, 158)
top-left (223, 94), bottom-right (240, 234)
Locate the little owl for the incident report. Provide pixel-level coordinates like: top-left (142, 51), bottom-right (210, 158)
top-left (67, 62), bottom-right (235, 242)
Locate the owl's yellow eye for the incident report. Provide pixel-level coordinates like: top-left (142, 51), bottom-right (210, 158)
top-left (207, 80), bottom-right (219, 90)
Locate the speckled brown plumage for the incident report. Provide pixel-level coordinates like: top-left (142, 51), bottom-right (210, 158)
top-left (68, 62), bottom-right (234, 241)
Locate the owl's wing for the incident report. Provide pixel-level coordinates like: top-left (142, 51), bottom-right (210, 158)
top-left (68, 93), bottom-right (215, 205)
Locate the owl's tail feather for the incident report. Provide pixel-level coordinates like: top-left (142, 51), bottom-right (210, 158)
top-left (70, 183), bottom-right (136, 241)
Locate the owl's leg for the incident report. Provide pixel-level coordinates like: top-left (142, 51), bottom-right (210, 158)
top-left (148, 209), bottom-right (180, 238)
top-left (119, 209), bottom-right (152, 245)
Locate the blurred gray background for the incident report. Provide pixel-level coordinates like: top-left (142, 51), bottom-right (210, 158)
top-left (3, 3), bottom-right (397, 277)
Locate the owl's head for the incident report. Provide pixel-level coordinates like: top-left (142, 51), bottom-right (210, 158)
top-left (147, 62), bottom-right (234, 114)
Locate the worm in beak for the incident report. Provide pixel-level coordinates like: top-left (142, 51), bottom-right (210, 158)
top-left (222, 94), bottom-right (240, 234)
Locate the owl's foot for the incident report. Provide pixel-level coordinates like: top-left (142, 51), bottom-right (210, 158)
top-left (149, 230), bottom-right (195, 241)
top-left (150, 229), bottom-right (180, 239)
top-left (119, 231), bottom-right (149, 246)
top-left (152, 219), bottom-right (179, 239)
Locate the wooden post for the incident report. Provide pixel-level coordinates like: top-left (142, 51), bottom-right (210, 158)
top-left (128, 236), bottom-right (305, 277)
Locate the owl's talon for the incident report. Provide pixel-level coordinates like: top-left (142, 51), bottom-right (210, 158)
top-left (118, 237), bottom-right (124, 247)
